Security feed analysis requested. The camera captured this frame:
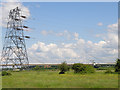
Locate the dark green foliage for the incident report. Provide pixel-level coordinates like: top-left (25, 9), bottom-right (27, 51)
top-left (72, 63), bottom-right (86, 73)
top-left (33, 66), bottom-right (40, 71)
top-left (115, 58), bottom-right (120, 73)
top-left (51, 65), bottom-right (59, 69)
top-left (96, 67), bottom-right (114, 70)
top-left (30, 65), bottom-right (59, 71)
top-left (85, 65), bottom-right (95, 73)
top-left (72, 63), bottom-right (95, 74)
top-left (59, 61), bottom-right (69, 74)
top-left (2, 71), bottom-right (11, 76)
top-left (67, 66), bottom-right (70, 71)
top-left (59, 71), bottom-right (65, 74)
top-left (105, 68), bottom-right (113, 74)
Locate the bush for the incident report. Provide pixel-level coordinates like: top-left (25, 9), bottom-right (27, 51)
top-left (115, 58), bottom-right (120, 73)
top-left (72, 63), bottom-right (95, 74)
top-left (85, 65), bottom-right (95, 73)
top-left (59, 61), bottom-right (69, 74)
top-left (59, 71), bottom-right (65, 74)
top-left (2, 71), bottom-right (11, 76)
top-left (105, 68), bottom-right (113, 74)
top-left (72, 63), bottom-right (85, 73)
top-left (33, 66), bottom-right (40, 71)
top-left (96, 67), bottom-right (114, 70)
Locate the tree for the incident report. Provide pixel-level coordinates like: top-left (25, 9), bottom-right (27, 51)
top-left (33, 66), bottom-right (40, 71)
top-left (72, 63), bottom-right (95, 74)
top-left (72, 63), bottom-right (85, 73)
top-left (59, 61), bottom-right (69, 74)
top-left (115, 58), bottom-right (120, 73)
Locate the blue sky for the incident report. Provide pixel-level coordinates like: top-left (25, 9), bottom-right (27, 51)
top-left (22, 2), bottom-right (117, 47)
top-left (1, 2), bottom-right (118, 63)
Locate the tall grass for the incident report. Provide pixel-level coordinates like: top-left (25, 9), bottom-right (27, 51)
top-left (2, 70), bottom-right (118, 88)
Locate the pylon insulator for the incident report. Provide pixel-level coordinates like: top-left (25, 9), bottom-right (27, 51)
top-left (1, 7), bottom-right (29, 69)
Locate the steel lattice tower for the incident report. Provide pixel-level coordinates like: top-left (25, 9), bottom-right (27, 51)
top-left (1, 7), bottom-right (29, 69)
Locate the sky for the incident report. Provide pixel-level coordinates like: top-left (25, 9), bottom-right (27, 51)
top-left (0, 1), bottom-right (118, 64)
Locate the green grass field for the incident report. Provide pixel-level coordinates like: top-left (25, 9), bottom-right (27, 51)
top-left (2, 70), bottom-right (118, 88)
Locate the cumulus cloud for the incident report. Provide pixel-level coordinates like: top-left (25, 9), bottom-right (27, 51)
top-left (103, 23), bottom-right (118, 49)
top-left (40, 30), bottom-right (81, 40)
top-left (28, 22), bottom-right (118, 64)
top-left (41, 30), bottom-right (53, 36)
top-left (97, 22), bottom-right (103, 26)
top-left (107, 23), bottom-right (118, 31)
top-left (0, 0), bottom-right (30, 27)
top-left (1, 1), bottom-right (117, 64)
top-left (28, 38), bottom-right (117, 64)
top-left (40, 30), bottom-right (72, 40)
top-left (28, 41), bottom-right (79, 63)
top-left (74, 32), bottom-right (79, 40)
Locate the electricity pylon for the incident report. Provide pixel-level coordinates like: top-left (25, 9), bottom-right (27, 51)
top-left (1, 7), bottom-right (29, 69)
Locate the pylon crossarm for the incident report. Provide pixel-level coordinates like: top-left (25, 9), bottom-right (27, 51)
top-left (1, 7), bottom-right (29, 69)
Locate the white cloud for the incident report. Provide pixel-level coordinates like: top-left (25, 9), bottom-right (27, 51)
top-left (40, 30), bottom-right (81, 41)
top-left (40, 30), bottom-right (72, 40)
top-left (102, 23), bottom-right (118, 49)
top-left (107, 23), bottom-right (118, 31)
top-left (77, 38), bottom-right (85, 45)
top-left (74, 32), bottom-right (79, 40)
top-left (41, 30), bottom-right (48, 36)
top-left (97, 22), bottom-right (103, 26)
top-left (1, 1), bottom-right (117, 64)
top-left (0, 0), bottom-right (30, 27)
top-left (28, 22), bottom-right (118, 64)
top-left (28, 41), bottom-right (79, 63)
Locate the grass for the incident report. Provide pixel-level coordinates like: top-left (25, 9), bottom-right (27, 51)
top-left (0, 71), bottom-right (2, 89)
top-left (2, 70), bottom-right (118, 88)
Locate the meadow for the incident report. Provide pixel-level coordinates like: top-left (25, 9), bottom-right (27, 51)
top-left (2, 70), bottom-right (118, 88)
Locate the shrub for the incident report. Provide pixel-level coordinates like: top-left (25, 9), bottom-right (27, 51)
top-left (59, 61), bottom-right (69, 74)
top-left (59, 71), bottom-right (65, 74)
top-left (2, 71), bottom-right (11, 76)
top-left (85, 65), bottom-right (95, 73)
top-left (105, 68), bottom-right (113, 74)
top-left (33, 66), bottom-right (40, 71)
top-left (72, 63), bottom-right (85, 73)
top-left (115, 58), bottom-right (120, 73)
top-left (72, 63), bottom-right (95, 74)
top-left (67, 66), bottom-right (70, 71)
top-left (97, 67), bottom-right (114, 70)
